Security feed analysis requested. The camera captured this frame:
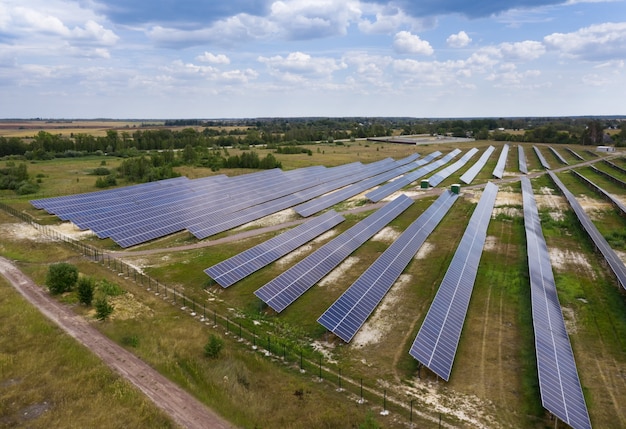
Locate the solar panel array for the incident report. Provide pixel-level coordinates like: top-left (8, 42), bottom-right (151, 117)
top-left (409, 182), bottom-right (499, 381)
top-left (548, 171), bottom-right (626, 291)
top-left (521, 177), bottom-right (592, 429)
top-left (365, 149), bottom-right (461, 202)
top-left (254, 195), bottom-right (414, 312)
top-left (318, 190), bottom-right (459, 342)
top-left (204, 210), bottom-right (345, 288)
top-left (519, 145), bottom-right (528, 174)
top-left (566, 148), bottom-right (584, 161)
top-left (428, 148), bottom-right (479, 187)
top-left (32, 156), bottom-right (422, 247)
top-left (589, 165), bottom-right (626, 188)
top-left (602, 159), bottom-right (626, 178)
top-left (492, 144), bottom-right (509, 179)
top-left (534, 146), bottom-right (551, 170)
top-left (460, 146), bottom-right (496, 184)
top-left (294, 154), bottom-right (422, 217)
top-left (549, 147), bottom-right (569, 165)
top-left (571, 170), bottom-right (626, 217)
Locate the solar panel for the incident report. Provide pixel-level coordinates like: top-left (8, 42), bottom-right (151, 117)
top-left (591, 164), bottom-right (626, 188)
top-left (603, 159), bottom-right (626, 175)
top-left (571, 170), bottom-right (626, 217)
top-left (549, 147), bottom-right (569, 165)
top-left (293, 156), bottom-right (421, 217)
top-left (548, 171), bottom-right (626, 291)
top-left (460, 146), bottom-right (496, 184)
top-left (204, 210), bottom-right (344, 288)
top-left (255, 194), bottom-right (414, 312)
top-left (566, 148), bottom-right (584, 161)
top-left (365, 149), bottom-right (454, 202)
top-left (492, 144), bottom-right (509, 179)
top-left (318, 190), bottom-right (459, 343)
top-left (428, 148), bottom-right (478, 187)
top-left (533, 146), bottom-right (551, 170)
top-left (409, 182), bottom-right (499, 381)
top-left (521, 176), bottom-right (592, 429)
top-left (519, 145), bottom-right (528, 174)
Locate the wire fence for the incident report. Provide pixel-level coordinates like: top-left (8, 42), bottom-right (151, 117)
top-left (0, 200), bottom-right (453, 428)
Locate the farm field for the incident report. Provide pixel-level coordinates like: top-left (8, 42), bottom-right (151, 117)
top-left (1, 140), bottom-right (626, 428)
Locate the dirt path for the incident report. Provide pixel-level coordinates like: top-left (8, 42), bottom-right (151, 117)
top-left (0, 256), bottom-right (234, 429)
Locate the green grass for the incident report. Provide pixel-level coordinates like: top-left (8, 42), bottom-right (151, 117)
top-left (0, 276), bottom-right (174, 429)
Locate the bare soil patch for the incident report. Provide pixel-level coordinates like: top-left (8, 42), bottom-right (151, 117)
top-left (548, 247), bottom-right (595, 278)
top-left (370, 226), bottom-right (400, 244)
top-left (318, 256), bottom-right (360, 288)
top-left (352, 274), bottom-right (411, 348)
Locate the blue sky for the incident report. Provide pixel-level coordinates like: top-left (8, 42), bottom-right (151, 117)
top-left (1, 0), bottom-right (625, 118)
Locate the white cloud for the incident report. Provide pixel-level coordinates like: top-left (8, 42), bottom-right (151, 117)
top-left (447, 31), bottom-right (471, 48)
top-left (357, 3), bottom-right (433, 34)
top-left (258, 51), bottom-right (346, 77)
top-left (393, 31), bottom-right (434, 55)
top-left (196, 52), bottom-right (231, 65)
top-left (544, 22), bottom-right (626, 61)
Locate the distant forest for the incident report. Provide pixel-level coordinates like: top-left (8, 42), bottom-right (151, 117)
top-left (1, 117), bottom-right (624, 159)
top-left (0, 117), bottom-right (624, 193)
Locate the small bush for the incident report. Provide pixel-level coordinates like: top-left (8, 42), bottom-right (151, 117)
top-left (46, 263), bottom-right (78, 295)
top-left (97, 279), bottom-right (125, 296)
top-left (94, 297), bottom-right (113, 320)
top-left (204, 334), bottom-right (224, 359)
top-left (77, 276), bottom-right (95, 305)
top-left (121, 335), bottom-right (140, 348)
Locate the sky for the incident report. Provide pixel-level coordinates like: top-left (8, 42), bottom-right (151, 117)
top-left (1, 0), bottom-right (625, 119)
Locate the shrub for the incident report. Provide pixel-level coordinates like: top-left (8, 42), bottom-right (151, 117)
top-left (46, 263), bottom-right (78, 295)
top-left (204, 334), bottom-right (224, 359)
top-left (94, 297), bottom-right (113, 320)
top-left (77, 276), bottom-right (95, 305)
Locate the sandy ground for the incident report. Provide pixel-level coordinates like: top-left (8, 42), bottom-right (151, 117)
top-left (0, 256), bottom-right (232, 429)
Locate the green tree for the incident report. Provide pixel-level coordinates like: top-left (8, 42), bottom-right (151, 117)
top-left (204, 334), bottom-right (224, 358)
top-left (45, 263), bottom-right (78, 295)
top-left (94, 297), bottom-right (113, 320)
top-left (77, 276), bottom-right (94, 306)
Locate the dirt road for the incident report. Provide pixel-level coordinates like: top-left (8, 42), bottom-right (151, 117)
top-left (0, 256), bottom-right (233, 429)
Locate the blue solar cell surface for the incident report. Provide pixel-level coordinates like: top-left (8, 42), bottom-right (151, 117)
top-left (31, 156), bottom-right (426, 248)
top-left (492, 144), bottom-right (509, 179)
top-left (549, 146), bottom-right (569, 165)
top-left (571, 170), bottom-right (626, 217)
top-left (294, 154), bottom-right (420, 217)
top-left (460, 146), bottom-right (496, 184)
top-left (255, 195), bottom-right (414, 312)
top-left (521, 177), bottom-right (592, 429)
top-left (428, 148), bottom-right (479, 187)
top-left (519, 145), bottom-right (528, 174)
top-left (533, 146), bottom-right (551, 169)
top-left (318, 190), bottom-right (459, 343)
top-left (409, 182), bottom-right (499, 381)
top-left (548, 172), bottom-right (626, 291)
top-left (365, 151), bottom-right (443, 202)
top-left (204, 210), bottom-right (344, 288)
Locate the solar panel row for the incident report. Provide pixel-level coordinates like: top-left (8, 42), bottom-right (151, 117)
top-left (492, 144), bottom-right (509, 179)
top-left (318, 190), bottom-right (459, 343)
top-left (255, 194), bottom-right (414, 312)
top-left (460, 146), bottom-right (496, 184)
top-left (519, 145), bottom-right (528, 174)
top-left (590, 165), bottom-right (626, 188)
top-left (549, 147), bottom-right (569, 165)
top-left (521, 177), bottom-right (592, 429)
top-left (294, 154), bottom-right (422, 217)
top-left (428, 149), bottom-right (478, 187)
top-left (33, 158), bottom-right (411, 247)
top-left (566, 147), bottom-right (584, 161)
top-left (409, 182), bottom-right (499, 381)
top-left (603, 159), bottom-right (626, 175)
top-left (533, 146), bottom-right (551, 170)
top-left (571, 170), bottom-right (626, 217)
top-left (365, 149), bottom-right (461, 203)
top-left (548, 171), bottom-right (626, 291)
top-left (204, 210), bottom-right (345, 288)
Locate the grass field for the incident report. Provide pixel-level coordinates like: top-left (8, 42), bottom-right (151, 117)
top-left (1, 142), bottom-right (626, 428)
